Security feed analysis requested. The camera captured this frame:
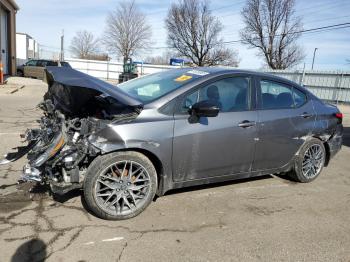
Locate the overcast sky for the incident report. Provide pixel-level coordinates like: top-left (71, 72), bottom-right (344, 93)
top-left (16, 0), bottom-right (350, 70)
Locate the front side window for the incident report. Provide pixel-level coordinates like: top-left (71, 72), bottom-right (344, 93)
top-left (26, 60), bottom-right (37, 66)
top-left (180, 77), bottom-right (250, 113)
top-left (260, 80), bottom-right (306, 109)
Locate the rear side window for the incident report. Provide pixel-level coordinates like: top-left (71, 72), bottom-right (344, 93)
top-left (47, 61), bottom-right (58, 66)
top-left (259, 80), bottom-right (306, 109)
top-left (36, 60), bottom-right (47, 67)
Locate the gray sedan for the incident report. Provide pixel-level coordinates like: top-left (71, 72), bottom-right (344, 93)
top-left (0, 67), bottom-right (343, 220)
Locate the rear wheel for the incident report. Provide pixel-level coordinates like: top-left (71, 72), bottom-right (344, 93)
top-left (83, 151), bottom-right (157, 220)
top-left (17, 70), bottom-right (24, 77)
top-left (289, 138), bottom-right (326, 182)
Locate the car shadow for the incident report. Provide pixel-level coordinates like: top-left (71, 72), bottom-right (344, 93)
top-left (342, 127), bottom-right (350, 147)
top-left (163, 174), bottom-right (276, 196)
top-left (52, 189), bottom-right (82, 203)
top-left (33, 174), bottom-right (292, 205)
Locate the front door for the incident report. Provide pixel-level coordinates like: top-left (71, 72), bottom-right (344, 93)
top-left (253, 78), bottom-right (316, 171)
top-left (172, 76), bottom-right (257, 182)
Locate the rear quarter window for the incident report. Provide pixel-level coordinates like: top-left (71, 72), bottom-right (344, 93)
top-left (60, 62), bottom-right (71, 68)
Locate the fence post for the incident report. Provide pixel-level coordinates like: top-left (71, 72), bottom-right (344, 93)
top-left (107, 59), bottom-right (110, 80)
top-left (300, 63), bottom-right (306, 85)
top-left (336, 73), bottom-right (344, 104)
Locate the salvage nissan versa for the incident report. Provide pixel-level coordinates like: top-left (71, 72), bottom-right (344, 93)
top-left (0, 67), bottom-right (343, 220)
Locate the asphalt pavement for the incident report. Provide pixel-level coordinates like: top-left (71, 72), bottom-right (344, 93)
top-left (0, 77), bottom-right (350, 262)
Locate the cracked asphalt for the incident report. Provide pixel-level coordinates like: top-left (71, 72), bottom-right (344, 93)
top-left (0, 78), bottom-right (350, 262)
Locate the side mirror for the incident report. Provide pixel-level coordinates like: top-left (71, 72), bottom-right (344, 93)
top-left (190, 100), bottom-right (219, 118)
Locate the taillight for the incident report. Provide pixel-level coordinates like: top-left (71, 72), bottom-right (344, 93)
top-left (334, 112), bottom-right (343, 123)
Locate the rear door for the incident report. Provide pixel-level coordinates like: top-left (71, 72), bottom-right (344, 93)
top-left (252, 78), bottom-right (316, 171)
top-left (24, 60), bottom-right (38, 77)
top-left (35, 60), bottom-right (49, 79)
top-left (172, 75), bottom-right (258, 181)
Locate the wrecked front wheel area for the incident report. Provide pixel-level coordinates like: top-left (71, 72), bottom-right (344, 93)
top-left (83, 151), bottom-right (157, 220)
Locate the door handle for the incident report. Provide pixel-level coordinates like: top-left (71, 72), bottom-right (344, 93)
top-left (238, 120), bottom-right (256, 128)
top-left (300, 112), bottom-right (313, 118)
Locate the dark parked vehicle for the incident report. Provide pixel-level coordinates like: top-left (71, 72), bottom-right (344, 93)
top-left (17, 59), bottom-right (71, 79)
top-left (0, 67), bottom-right (343, 220)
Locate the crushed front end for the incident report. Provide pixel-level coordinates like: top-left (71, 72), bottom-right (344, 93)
top-left (0, 67), bottom-right (142, 195)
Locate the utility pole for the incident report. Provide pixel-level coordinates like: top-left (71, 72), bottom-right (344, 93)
top-left (311, 47), bottom-right (318, 70)
top-left (60, 29), bottom-right (64, 61)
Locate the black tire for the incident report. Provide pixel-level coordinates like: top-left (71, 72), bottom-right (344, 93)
top-left (288, 138), bottom-right (326, 183)
top-left (83, 151), bottom-right (157, 220)
top-left (17, 70), bottom-right (24, 77)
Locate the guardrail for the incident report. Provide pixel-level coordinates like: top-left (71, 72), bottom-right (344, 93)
top-left (65, 58), bottom-right (350, 103)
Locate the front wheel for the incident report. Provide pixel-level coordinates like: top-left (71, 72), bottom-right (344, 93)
top-left (83, 151), bottom-right (157, 220)
top-left (289, 138), bottom-right (326, 183)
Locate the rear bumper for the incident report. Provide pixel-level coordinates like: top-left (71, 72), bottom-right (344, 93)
top-left (328, 124), bottom-right (343, 160)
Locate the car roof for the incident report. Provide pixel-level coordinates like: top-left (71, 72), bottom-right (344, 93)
top-left (166, 67), bottom-right (300, 86)
top-left (188, 67), bottom-right (300, 85)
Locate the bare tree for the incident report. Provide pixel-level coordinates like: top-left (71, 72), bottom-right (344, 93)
top-left (165, 0), bottom-right (239, 67)
top-left (240, 0), bottom-right (304, 69)
top-left (70, 30), bottom-right (100, 59)
top-left (103, 0), bottom-right (152, 63)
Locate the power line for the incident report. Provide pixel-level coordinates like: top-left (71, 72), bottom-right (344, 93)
top-left (221, 22), bottom-right (350, 45)
top-left (146, 1), bottom-right (246, 16)
top-left (147, 22), bottom-right (350, 50)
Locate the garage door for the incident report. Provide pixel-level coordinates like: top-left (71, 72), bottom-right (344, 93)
top-left (0, 7), bottom-right (8, 74)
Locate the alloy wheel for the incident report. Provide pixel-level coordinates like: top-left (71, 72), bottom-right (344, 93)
top-left (302, 144), bottom-right (325, 179)
top-left (94, 160), bottom-right (151, 216)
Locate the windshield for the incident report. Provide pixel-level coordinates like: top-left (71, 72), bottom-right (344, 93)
top-left (117, 69), bottom-right (209, 103)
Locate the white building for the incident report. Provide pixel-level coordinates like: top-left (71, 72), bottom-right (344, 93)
top-left (16, 32), bottom-right (39, 65)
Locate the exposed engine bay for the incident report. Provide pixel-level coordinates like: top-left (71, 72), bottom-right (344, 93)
top-left (0, 67), bottom-right (142, 195)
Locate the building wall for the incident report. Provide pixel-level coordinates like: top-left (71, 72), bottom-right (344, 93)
top-left (28, 38), bottom-right (34, 58)
top-left (0, 0), bottom-right (18, 75)
top-left (16, 33), bottom-right (40, 65)
top-left (16, 33), bottom-right (26, 60)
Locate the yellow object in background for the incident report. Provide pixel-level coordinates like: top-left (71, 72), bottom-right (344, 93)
top-left (175, 75), bottom-right (192, 82)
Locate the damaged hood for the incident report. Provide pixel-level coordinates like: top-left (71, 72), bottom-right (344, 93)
top-left (45, 66), bottom-right (142, 107)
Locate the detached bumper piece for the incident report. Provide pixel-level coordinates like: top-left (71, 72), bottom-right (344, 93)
top-left (0, 140), bottom-right (38, 165)
top-left (18, 164), bottom-right (42, 183)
